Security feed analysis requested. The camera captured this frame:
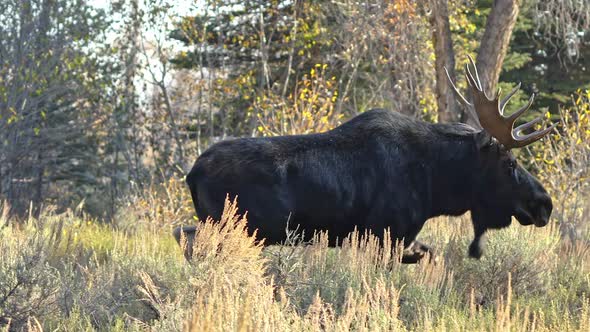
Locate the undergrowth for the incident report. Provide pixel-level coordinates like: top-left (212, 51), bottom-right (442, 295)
top-left (1, 199), bottom-right (588, 331)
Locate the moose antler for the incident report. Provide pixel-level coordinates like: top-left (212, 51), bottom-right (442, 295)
top-left (445, 56), bottom-right (557, 149)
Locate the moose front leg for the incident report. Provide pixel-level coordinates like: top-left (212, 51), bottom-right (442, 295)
top-left (468, 226), bottom-right (486, 259)
top-left (384, 215), bottom-right (435, 264)
top-left (401, 240), bottom-right (436, 264)
top-left (469, 230), bottom-right (485, 259)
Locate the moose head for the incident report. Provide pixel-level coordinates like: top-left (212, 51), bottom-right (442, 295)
top-left (446, 56), bottom-right (557, 258)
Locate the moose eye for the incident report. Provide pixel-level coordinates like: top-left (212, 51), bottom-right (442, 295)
top-left (508, 161), bottom-right (516, 170)
top-left (507, 160), bottom-right (519, 182)
top-left (505, 160), bottom-right (517, 175)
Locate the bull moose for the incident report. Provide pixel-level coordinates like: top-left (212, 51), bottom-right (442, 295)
top-left (174, 57), bottom-right (556, 263)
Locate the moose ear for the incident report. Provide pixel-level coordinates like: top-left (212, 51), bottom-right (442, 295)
top-left (474, 131), bottom-right (493, 150)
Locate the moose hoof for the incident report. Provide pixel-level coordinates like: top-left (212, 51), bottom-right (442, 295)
top-left (468, 243), bottom-right (482, 259)
top-left (468, 238), bottom-right (484, 259)
top-left (401, 241), bottom-right (436, 264)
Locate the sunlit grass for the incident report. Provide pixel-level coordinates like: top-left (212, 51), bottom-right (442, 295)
top-left (1, 200), bottom-right (588, 331)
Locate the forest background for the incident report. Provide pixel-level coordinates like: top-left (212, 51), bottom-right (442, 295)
top-left (1, 0), bottom-right (588, 219)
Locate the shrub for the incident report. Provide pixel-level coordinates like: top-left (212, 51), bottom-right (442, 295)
top-left (528, 90), bottom-right (590, 240)
top-left (450, 223), bottom-right (559, 305)
top-left (255, 64), bottom-right (343, 136)
top-left (120, 176), bottom-right (194, 229)
top-left (0, 220), bottom-right (63, 330)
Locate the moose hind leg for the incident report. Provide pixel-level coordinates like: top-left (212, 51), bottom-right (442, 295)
top-left (172, 226), bottom-right (197, 261)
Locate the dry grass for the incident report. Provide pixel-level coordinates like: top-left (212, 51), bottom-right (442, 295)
top-left (1, 202), bottom-right (588, 331)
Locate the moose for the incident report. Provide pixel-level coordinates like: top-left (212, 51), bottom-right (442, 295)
top-left (174, 57), bottom-right (556, 263)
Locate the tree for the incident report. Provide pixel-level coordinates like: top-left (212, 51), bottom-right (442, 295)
top-left (430, 0), bottom-right (589, 123)
top-left (140, 0), bottom-right (189, 175)
top-left (428, 0), bottom-right (520, 122)
top-left (502, 0), bottom-right (590, 114)
top-left (0, 0), bottom-right (114, 217)
top-left (170, 0), bottom-right (437, 135)
top-left (428, 0), bottom-right (460, 122)
top-left (475, 0), bottom-right (520, 96)
top-left (169, 0), bottom-right (328, 139)
top-left (531, 0), bottom-right (590, 64)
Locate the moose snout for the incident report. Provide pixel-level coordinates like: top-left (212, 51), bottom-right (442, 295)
top-left (531, 193), bottom-right (552, 227)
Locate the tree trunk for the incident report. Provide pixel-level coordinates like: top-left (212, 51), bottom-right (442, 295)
top-left (428, 0), bottom-right (461, 123)
top-left (125, 0), bottom-right (141, 182)
top-left (33, 154), bottom-right (44, 218)
top-left (476, 0), bottom-right (520, 96)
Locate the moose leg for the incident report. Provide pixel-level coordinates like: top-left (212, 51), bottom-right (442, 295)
top-left (401, 240), bottom-right (435, 264)
top-left (468, 226), bottom-right (486, 259)
top-left (172, 226), bottom-right (197, 261)
top-left (383, 222), bottom-right (434, 264)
